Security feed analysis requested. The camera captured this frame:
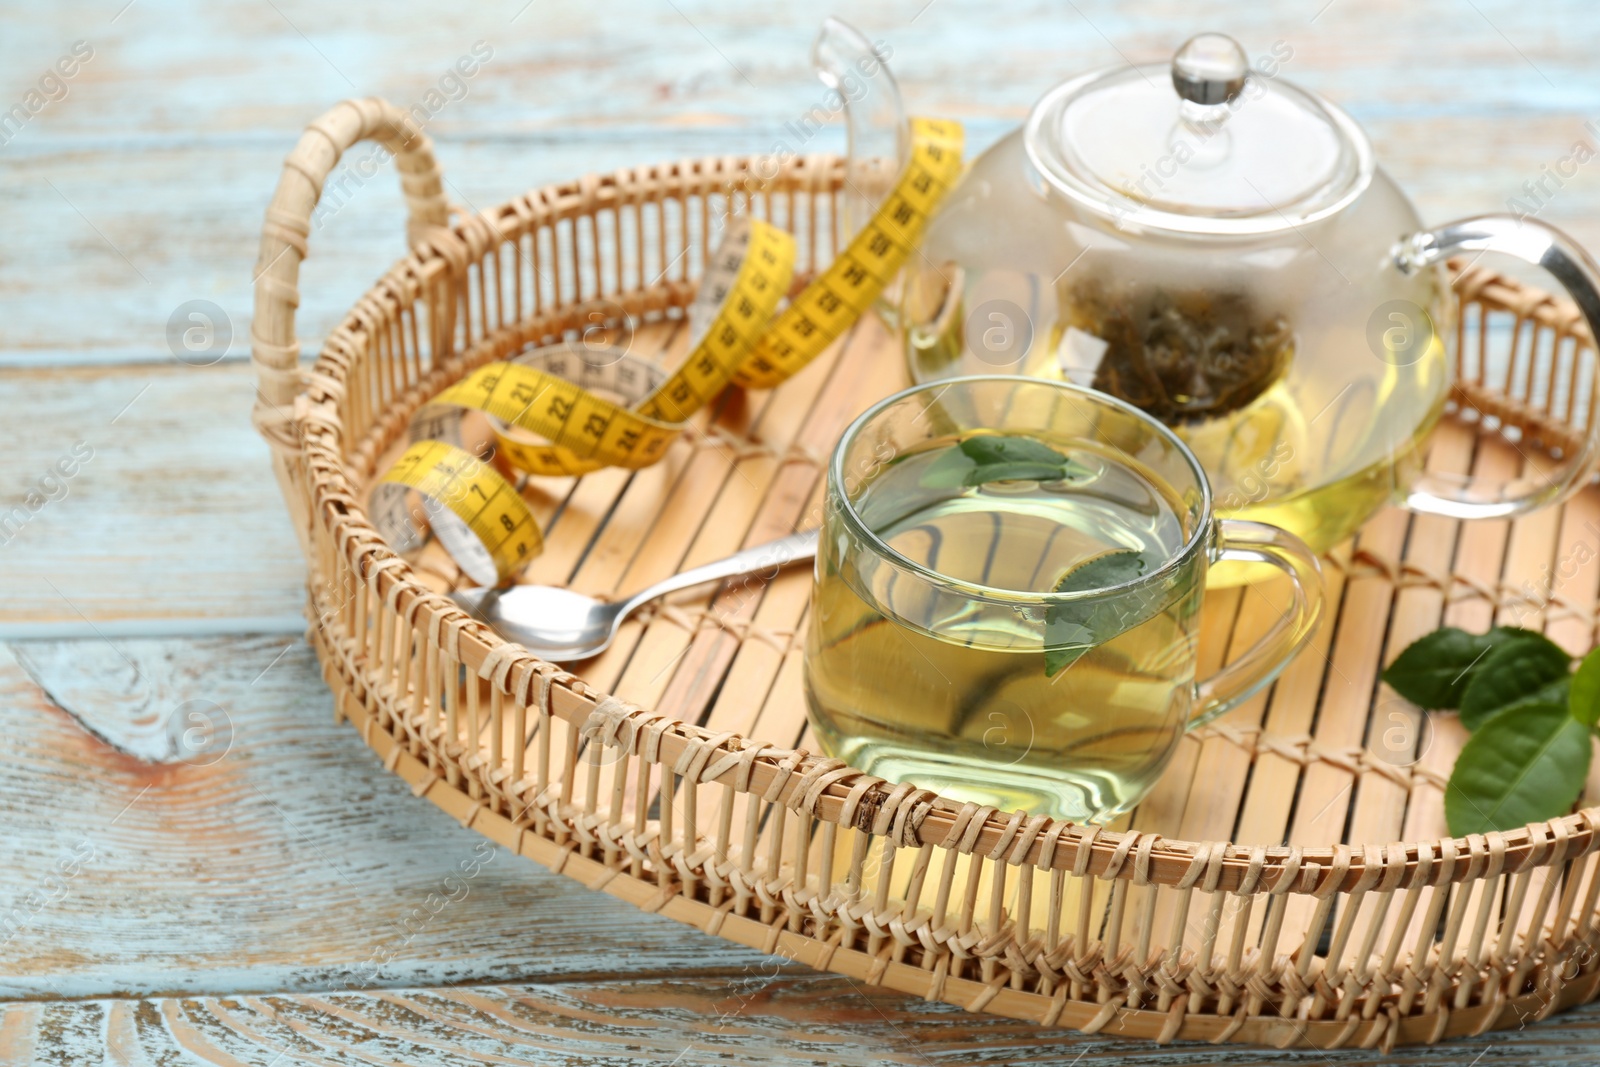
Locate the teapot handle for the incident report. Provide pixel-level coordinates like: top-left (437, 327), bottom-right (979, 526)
top-left (1399, 215), bottom-right (1600, 520)
top-left (814, 17), bottom-right (906, 238)
top-left (814, 18), bottom-right (909, 328)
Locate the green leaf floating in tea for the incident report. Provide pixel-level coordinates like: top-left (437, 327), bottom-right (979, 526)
top-left (1044, 548), bottom-right (1151, 677)
top-left (920, 433), bottom-right (1093, 490)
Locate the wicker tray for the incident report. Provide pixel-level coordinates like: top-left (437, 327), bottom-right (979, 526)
top-left (252, 98), bottom-right (1600, 1053)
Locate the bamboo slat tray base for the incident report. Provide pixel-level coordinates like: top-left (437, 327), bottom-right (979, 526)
top-left (253, 104), bottom-right (1600, 1053)
top-left (333, 296), bottom-right (1600, 1053)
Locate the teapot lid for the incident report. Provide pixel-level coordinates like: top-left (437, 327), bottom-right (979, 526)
top-left (1025, 34), bottom-right (1374, 236)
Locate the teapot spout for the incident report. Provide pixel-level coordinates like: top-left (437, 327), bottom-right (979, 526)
top-left (812, 17), bottom-right (906, 237)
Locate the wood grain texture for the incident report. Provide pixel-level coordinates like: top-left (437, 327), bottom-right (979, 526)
top-left (8, 976), bottom-right (1600, 1066)
top-left (3, 0), bottom-right (1600, 363)
top-left (0, 636), bottom-right (778, 1000)
top-left (6, 0), bottom-right (1600, 1059)
top-left (0, 364), bottom-right (304, 630)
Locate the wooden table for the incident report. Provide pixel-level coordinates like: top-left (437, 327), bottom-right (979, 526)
top-left (5, 0), bottom-right (1600, 1061)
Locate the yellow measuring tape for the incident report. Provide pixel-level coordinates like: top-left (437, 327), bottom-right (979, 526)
top-left (371, 118), bottom-right (964, 586)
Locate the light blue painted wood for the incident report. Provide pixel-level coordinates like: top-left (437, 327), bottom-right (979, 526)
top-left (1, 0), bottom-right (1598, 363)
top-left (4, 2), bottom-right (1600, 1058)
top-left (0, 636), bottom-right (778, 999)
top-left (1, 0), bottom-right (1596, 631)
top-left (11, 979), bottom-right (1600, 1065)
top-left (0, 364), bottom-right (305, 626)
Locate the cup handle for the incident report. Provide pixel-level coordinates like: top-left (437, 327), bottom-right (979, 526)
top-left (1190, 519), bottom-right (1324, 728)
top-left (1398, 215), bottom-right (1600, 520)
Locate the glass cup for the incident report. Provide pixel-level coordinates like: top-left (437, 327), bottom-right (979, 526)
top-left (805, 376), bottom-right (1323, 822)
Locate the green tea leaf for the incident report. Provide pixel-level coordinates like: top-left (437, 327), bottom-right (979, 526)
top-left (917, 447), bottom-right (976, 490)
top-left (1445, 701), bottom-right (1592, 836)
top-left (959, 434), bottom-right (1074, 469)
top-left (1044, 643), bottom-right (1084, 678)
top-left (978, 461), bottom-right (1084, 484)
top-left (1492, 674), bottom-right (1573, 722)
top-left (920, 433), bottom-right (1093, 491)
top-left (1053, 549), bottom-right (1150, 594)
top-left (1459, 634), bottom-right (1571, 731)
top-left (1571, 647), bottom-right (1600, 727)
top-left (1044, 549), bottom-right (1149, 677)
top-left (1382, 626), bottom-right (1548, 710)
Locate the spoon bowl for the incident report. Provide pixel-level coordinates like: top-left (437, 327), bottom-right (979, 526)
top-left (451, 585), bottom-right (627, 661)
top-left (450, 529), bottom-right (818, 662)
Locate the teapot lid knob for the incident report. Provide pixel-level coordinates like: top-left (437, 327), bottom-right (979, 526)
top-left (1171, 33), bottom-right (1249, 106)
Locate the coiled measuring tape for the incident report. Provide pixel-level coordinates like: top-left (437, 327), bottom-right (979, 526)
top-left (371, 117), bottom-right (964, 586)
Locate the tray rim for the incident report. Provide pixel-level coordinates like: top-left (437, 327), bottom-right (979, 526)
top-left (289, 253), bottom-right (1600, 899)
top-left (250, 96), bottom-right (1600, 1051)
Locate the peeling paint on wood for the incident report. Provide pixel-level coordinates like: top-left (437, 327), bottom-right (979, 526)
top-left (10, 977), bottom-right (1600, 1065)
top-left (6, 0), bottom-right (1600, 1058)
top-left (0, 639), bottom-right (778, 1001)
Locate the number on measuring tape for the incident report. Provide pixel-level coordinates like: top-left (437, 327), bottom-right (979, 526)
top-left (412, 218), bottom-right (794, 482)
top-left (733, 118), bottom-right (964, 390)
top-left (371, 440), bottom-right (543, 588)
top-left (370, 120), bottom-right (965, 585)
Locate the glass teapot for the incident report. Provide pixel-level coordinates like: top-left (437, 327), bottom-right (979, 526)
top-left (867, 32), bottom-right (1600, 554)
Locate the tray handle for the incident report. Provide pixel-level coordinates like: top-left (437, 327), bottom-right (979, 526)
top-left (250, 98), bottom-right (452, 547)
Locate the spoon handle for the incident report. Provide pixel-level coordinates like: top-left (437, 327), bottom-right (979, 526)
top-left (620, 529), bottom-right (819, 615)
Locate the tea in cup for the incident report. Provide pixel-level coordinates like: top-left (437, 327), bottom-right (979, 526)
top-left (805, 377), bottom-right (1323, 822)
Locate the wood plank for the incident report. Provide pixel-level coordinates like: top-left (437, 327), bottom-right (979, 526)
top-left (0, 363), bottom-right (303, 630)
top-left (1330, 415), bottom-right (1478, 976)
top-left (10, 0), bottom-right (1600, 147)
top-left (657, 310), bottom-right (907, 737)
top-left (1275, 503), bottom-right (1411, 942)
top-left (1129, 586), bottom-right (1246, 837)
top-left (9, 0), bottom-right (1600, 1055)
top-left (1170, 576), bottom-right (1297, 848)
top-left (0, 635), bottom-right (778, 999)
top-left (1466, 450), bottom-right (1570, 998)
top-left (1124, 583), bottom-right (1247, 959)
top-left (506, 320), bottom-right (686, 590)
top-left (1227, 540), bottom-right (1352, 955)
top-left (5, 1), bottom-right (1600, 365)
top-left (1147, 575), bottom-right (1295, 953)
top-left (11, 976), bottom-right (1600, 1065)
top-left (1395, 432), bottom-right (1520, 956)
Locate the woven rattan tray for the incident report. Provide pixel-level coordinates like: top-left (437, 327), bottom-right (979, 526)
top-left (252, 98), bottom-right (1600, 1052)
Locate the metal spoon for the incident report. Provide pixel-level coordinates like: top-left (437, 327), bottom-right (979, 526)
top-left (450, 529), bottom-right (819, 661)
